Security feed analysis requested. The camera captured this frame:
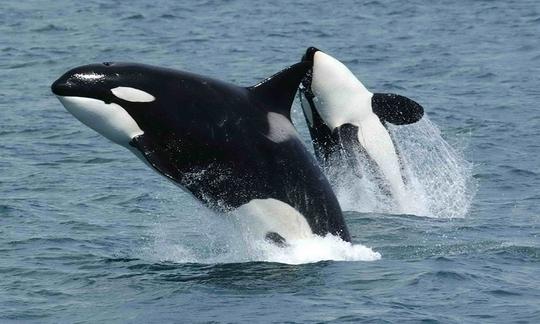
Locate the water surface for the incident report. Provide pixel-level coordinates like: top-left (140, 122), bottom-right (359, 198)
top-left (1, 0), bottom-right (539, 322)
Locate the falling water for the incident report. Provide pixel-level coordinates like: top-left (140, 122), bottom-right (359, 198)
top-left (328, 116), bottom-right (475, 218)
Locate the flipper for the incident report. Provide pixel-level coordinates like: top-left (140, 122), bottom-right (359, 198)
top-left (371, 93), bottom-right (424, 125)
top-left (129, 134), bottom-right (182, 182)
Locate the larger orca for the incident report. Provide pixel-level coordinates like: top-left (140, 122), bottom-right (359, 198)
top-left (298, 47), bottom-right (424, 210)
top-left (51, 61), bottom-right (351, 243)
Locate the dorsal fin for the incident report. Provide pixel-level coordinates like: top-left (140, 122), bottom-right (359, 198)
top-left (248, 61), bottom-right (311, 119)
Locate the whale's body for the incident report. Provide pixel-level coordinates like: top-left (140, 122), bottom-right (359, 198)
top-left (52, 61), bottom-right (351, 243)
top-left (299, 48), bottom-right (424, 210)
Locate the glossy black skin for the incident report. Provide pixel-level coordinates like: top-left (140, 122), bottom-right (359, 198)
top-left (299, 68), bottom-right (367, 170)
top-left (299, 47), bottom-right (424, 168)
top-left (52, 62), bottom-right (351, 242)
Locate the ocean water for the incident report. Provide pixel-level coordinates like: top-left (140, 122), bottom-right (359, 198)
top-left (1, 0), bottom-right (539, 322)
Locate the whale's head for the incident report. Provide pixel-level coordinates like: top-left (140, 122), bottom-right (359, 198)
top-left (51, 62), bottom-right (173, 146)
top-left (299, 47), bottom-right (424, 130)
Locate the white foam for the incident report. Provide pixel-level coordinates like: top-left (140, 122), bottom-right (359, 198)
top-left (143, 234), bottom-right (381, 265)
top-left (140, 210), bottom-right (381, 265)
top-left (257, 235), bottom-right (381, 264)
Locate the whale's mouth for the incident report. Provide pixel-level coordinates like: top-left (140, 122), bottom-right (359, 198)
top-left (51, 75), bottom-right (103, 99)
top-left (298, 48), bottom-right (318, 129)
top-left (51, 63), bottom-right (113, 99)
top-left (299, 47), bottom-right (317, 102)
top-left (297, 67), bottom-right (316, 128)
top-left (299, 68), bottom-right (314, 100)
top-left (299, 46), bottom-right (318, 98)
top-left (53, 95), bottom-right (143, 147)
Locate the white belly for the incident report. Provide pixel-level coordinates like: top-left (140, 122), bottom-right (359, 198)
top-left (233, 198), bottom-right (314, 242)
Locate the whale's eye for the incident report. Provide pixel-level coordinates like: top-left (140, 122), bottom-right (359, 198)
top-left (103, 62), bottom-right (113, 66)
top-left (111, 87), bottom-right (155, 103)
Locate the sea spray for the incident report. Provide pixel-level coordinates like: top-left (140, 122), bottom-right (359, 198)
top-left (326, 116), bottom-right (475, 218)
top-left (257, 235), bottom-right (381, 264)
top-left (142, 211), bottom-right (380, 264)
top-left (388, 117), bottom-right (475, 218)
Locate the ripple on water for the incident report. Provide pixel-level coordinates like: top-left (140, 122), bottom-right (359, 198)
top-left (31, 24), bottom-right (71, 32)
top-left (490, 244), bottom-right (540, 262)
top-left (122, 14), bottom-right (145, 20)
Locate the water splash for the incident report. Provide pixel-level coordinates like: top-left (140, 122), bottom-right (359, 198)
top-left (391, 117), bottom-right (476, 218)
top-left (140, 211), bottom-right (380, 265)
top-left (327, 116), bottom-right (475, 218)
top-left (257, 235), bottom-right (381, 264)
top-left (144, 234), bottom-right (381, 265)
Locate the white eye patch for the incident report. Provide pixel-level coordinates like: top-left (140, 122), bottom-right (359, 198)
top-left (111, 87), bottom-right (155, 103)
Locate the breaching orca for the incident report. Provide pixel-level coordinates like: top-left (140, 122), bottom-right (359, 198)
top-left (298, 47), bottom-right (424, 209)
top-left (51, 61), bottom-right (351, 243)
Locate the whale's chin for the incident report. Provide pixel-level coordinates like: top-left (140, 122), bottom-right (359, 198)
top-left (56, 96), bottom-right (143, 146)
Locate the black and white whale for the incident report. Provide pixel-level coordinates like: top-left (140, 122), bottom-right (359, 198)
top-left (51, 61), bottom-right (351, 243)
top-left (298, 47), bottom-right (424, 209)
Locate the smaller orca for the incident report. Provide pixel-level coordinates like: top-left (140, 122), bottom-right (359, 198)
top-left (51, 60), bottom-right (351, 243)
top-left (298, 47), bottom-right (424, 209)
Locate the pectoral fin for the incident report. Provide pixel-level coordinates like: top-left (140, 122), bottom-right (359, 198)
top-left (371, 93), bottom-right (424, 125)
top-left (129, 134), bottom-right (182, 182)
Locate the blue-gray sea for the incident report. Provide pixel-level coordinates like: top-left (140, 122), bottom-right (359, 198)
top-left (1, 0), bottom-right (539, 323)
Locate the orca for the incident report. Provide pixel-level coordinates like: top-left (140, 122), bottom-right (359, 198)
top-left (51, 61), bottom-right (351, 243)
top-left (298, 47), bottom-right (424, 209)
